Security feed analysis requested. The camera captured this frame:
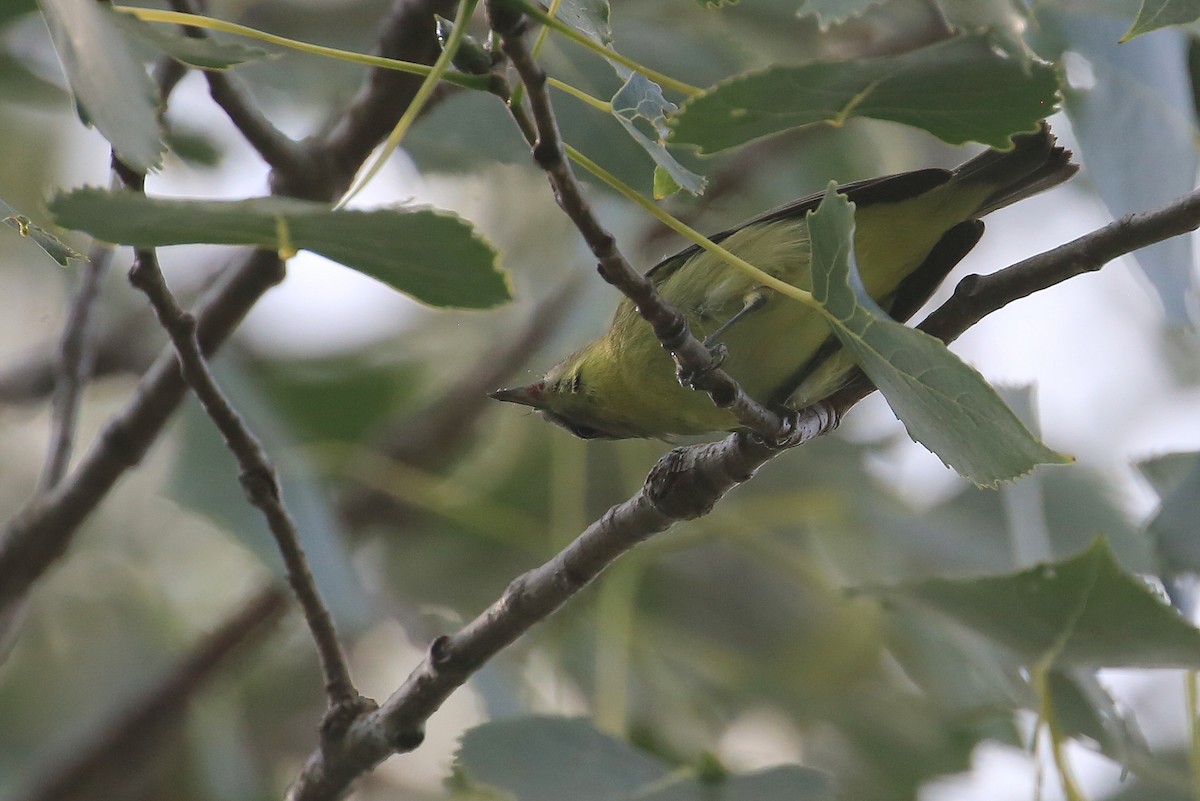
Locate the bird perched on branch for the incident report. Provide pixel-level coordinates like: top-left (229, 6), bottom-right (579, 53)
top-left (492, 125), bottom-right (1078, 440)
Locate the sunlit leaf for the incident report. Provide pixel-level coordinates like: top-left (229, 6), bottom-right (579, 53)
top-left (36, 0), bottom-right (163, 171)
top-left (668, 33), bottom-right (1060, 154)
top-left (48, 188), bottom-right (510, 309)
top-left (806, 187), bottom-right (1068, 487)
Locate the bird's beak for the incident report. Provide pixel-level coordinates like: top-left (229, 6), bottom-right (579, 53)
top-left (489, 381), bottom-right (546, 409)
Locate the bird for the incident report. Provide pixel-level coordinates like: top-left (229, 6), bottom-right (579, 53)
top-left (491, 126), bottom-right (1077, 440)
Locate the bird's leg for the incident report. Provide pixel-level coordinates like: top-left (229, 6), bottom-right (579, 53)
top-left (702, 290), bottom-right (769, 348)
top-left (677, 290), bottom-right (768, 389)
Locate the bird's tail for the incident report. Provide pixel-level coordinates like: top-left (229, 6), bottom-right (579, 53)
top-left (953, 124), bottom-right (1079, 217)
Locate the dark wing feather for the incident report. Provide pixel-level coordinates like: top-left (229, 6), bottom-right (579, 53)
top-left (766, 219), bottom-right (985, 406)
top-left (644, 168), bottom-right (953, 283)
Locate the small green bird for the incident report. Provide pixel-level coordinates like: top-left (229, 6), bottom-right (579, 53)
top-left (492, 126), bottom-right (1077, 439)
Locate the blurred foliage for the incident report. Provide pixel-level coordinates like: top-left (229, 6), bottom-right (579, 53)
top-left (0, 0), bottom-right (1199, 800)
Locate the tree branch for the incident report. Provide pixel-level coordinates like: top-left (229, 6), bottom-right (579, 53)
top-left (127, 242), bottom-right (358, 708)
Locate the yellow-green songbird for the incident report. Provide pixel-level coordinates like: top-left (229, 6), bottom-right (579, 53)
top-left (492, 127), bottom-right (1077, 440)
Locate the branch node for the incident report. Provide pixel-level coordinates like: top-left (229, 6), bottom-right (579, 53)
top-left (239, 465), bottom-right (281, 504)
top-left (320, 695), bottom-right (378, 746)
top-left (532, 140), bottom-right (560, 170)
top-left (486, 0), bottom-right (528, 38)
top-left (389, 726), bottom-right (426, 753)
top-left (429, 634), bottom-right (453, 668)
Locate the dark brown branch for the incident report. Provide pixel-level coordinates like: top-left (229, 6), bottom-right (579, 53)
top-left (280, 185), bottom-right (1200, 801)
top-left (15, 585), bottom-right (288, 801)
top-left (313, 0), bottom-right (457, 197)
top-left (127, 244), bottom-right (358, 707)
top-left (166, 0), bottom-right (307, 177)
top-left (493, 20), bottom-right (791, 440)
top-left (36, 242), bottom-right (114, 492)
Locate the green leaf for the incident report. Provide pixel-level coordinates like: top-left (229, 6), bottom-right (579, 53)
top-left (48, 189), bottom-right (510, 309)
top-left (1034, 9), bottom-right (1197, 324)
top-left (1122, 0), bottom-right (1200, 39)
top-left (455, 717), bottom-right (833, 801)
top-left (0, 0), bottom-right (36, 27)
top-left (636, 766), bottom-right (835, 801)
top-left (668, 33), bottom-right (1061, 154)
top-left (1137, 451), bottom-right (1200, 499)
top-left (866, 539), bottom-right (1200, 669)
top-left (455, 717), bottom-right (668, 801)
top-left (163, 126), bottom-right (225, 168)
top-left (611, 72), bottom-right (706, 196)
top-left (797, 0), bottom-right (887, 28)
top-left (1, 197), bottom-right (84, 266)
top-left (109, 11), bottom-right (276, 70)
top-left (36, 0), bottom-right (164, 172)
top-left (806, 186), bottom-right (1068, 487)
top-left (653, 165), bottom-right (682, 199)
top-left (1146, 452), bottom-right (1200, 575)
top-left (1048, 668), bottom-right (1152, 764)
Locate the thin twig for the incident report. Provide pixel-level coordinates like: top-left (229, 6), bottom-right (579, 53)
top-left (280, 183), bottom-right (1200, 801)
top-left (37, 242), bottom-right (114, 492)
top-left (493, 20), bottom-right (790, 440)
top-left (15, 584), bottom-right (289, 801)
top-left (166, 0), bottom-right (306, 177)
top-left (127, 241), bottom-right (357, 707)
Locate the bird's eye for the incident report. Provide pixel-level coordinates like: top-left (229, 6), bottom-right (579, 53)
top-left (542, 410), bottom-right (612, 439)
top-left (565, 421), bottom-right (606, 439)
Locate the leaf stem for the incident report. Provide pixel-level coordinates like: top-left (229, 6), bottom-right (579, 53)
top-left (547, 77), bottom-right (612, 111)
top-left (113, 5), bottom-right (491, 90)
